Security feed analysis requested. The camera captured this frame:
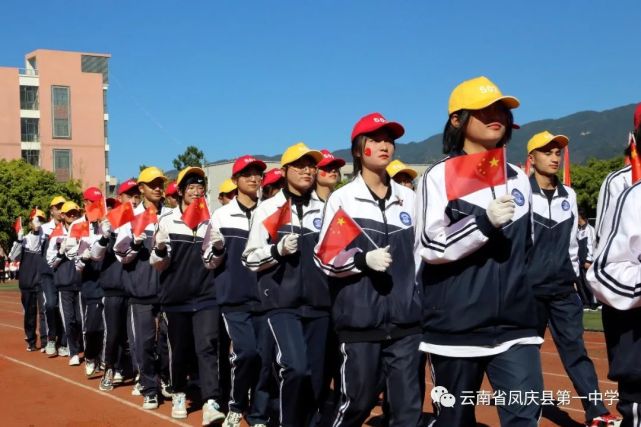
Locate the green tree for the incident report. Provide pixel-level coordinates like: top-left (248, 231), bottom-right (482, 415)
top-left (139, 164), bottom-right (149, 172)
top-left (568, 157), bottom-right (624, 217)
top-left (172, 146), bottom-right (205, 170)
top-left (0, 159), bottom-right (81, 250)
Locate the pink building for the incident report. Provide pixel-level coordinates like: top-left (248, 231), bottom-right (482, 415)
top-left (0, 49), bottom-right (114, 192)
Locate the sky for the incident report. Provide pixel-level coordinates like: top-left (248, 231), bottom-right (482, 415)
top-left (1, 0), bottom-right (640, 181)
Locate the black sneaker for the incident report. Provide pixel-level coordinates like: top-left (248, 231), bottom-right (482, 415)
top-left (26, 344), bottom-right (37, 352)
top-left (99, 368), bottom-right (114, 392)
top-left (142, 394), bottom-right (159, 410)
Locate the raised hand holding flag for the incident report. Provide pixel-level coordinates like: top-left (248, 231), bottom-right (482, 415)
top-left (263, 200), bottom-right (292, 242)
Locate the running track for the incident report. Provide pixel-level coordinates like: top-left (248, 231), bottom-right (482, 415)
top-left (0, 287), bottom-right (618, 426)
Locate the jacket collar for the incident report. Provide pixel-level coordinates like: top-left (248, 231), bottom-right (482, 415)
top-left (352, 173), bottom-right (406, 209)
top-left (529, 174), bottom-right (568, 198)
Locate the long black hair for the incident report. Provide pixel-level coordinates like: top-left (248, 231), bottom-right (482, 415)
top-left (442, 106), bottom-right (514, 154)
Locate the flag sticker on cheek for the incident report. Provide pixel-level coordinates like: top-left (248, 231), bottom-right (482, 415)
top-left (319, 170), bottom-right (327, 177)
top-left (364, 148), bottom-right (372, 157)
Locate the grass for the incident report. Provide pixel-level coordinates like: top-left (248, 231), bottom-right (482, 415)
top-left (0, 280), bottom-right (18, 291)
top-left (583, 309), bottom-right (604, 331)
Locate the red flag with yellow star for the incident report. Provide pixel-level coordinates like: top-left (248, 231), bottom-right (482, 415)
top-left (263, 200), bottom-right (291, 242)
top-left (182, 197), bottom-right (210, 229)
top-left (563, 145), bottom-right (572, 187)
top-left (629, 133), bottom-right (641, 184)
top-left (69, 220), bottom-right (90, 239)
top-left (445, 147), bottom-right (506, 201)
top-left (316, 208), bottom-right (362, 264)
top-left (131, 205), bottom-right (158, 236)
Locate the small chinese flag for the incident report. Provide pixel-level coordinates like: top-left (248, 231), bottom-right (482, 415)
top-left (29, 208), bottom-right (37, 219)
top-left (263, 200), bottom-right (292, 242)
top-left (182, 197), bottom-right (210, 229)
top-left (69, 221), bottom-right (90, 239)
top-left (445, 147), bottom-right (506, 201)
top-left (132, 205), bottom-right (158, 236)
top-left (107, 202), bottom-right (135, 229)
top-left (49, 223), bottom-right (64, 238)
top-left (316, 208), bottom-right (362, 264)
top-left (563, 145), bottom-right (571, 187)
top-left (630, 133), bottom-right (641, 184)
top-left (85, 197), bottom-right (106, 222)
top-left (13, 217), bottom-right (22, 234)
top-left (524, 158), bottom-right (531, 176)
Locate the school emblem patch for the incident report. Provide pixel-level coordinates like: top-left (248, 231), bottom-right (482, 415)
top-left (399, 212), bottom-right (412, 226)
top-left (511, 189), bottom-right (525, 207)
top-left (561, 200), bottom-right (570, 211)
top-left (313, 218), bottom-right (322, 230)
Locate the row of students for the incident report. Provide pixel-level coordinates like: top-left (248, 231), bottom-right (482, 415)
top-left (10, 77), bottom-right (630, 427)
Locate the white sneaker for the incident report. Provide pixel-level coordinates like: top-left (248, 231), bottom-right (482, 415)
top-left (202, 399), bottom-right (225, 425)
top-left (57, 346), bottom-right (70, 357)
top-left (142, 394), bottom-right (159, 410)
top-left (161, 380), bottom-right (173, 398)
top-left (113, 370), bottom-right (124, 384)
top-left (222, 410), bottom-right (242, 427)
top-left (69, 355), bottom-right (81, 366)
top-left (131, 382), bottom-right (143, 396)
top-left (252, 424), bottom-right (267, 427)
top-left (85, 359), bottom-right (96, 376)
top-left (172, 392), bottom-right (188, 419)
top-left (45, 341), bottom-right (57, 356)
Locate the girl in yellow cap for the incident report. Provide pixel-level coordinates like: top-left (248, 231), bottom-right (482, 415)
top-left (243, 142), bottom-right (330, 427)
top-left (414, 77), bottom-right (543, 427)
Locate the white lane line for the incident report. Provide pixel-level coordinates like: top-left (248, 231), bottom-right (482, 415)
top-left (0, 322), bottom-right (22, 330)
top-left (0, 354), bottom-right (191, 426)
top-left (541, 350), bottom-right (607, 362)
top-left (543, 370), bottom-right (618, 386)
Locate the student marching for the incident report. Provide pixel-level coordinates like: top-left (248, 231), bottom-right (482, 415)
top-left (7, 91), bottom-right (635, 427)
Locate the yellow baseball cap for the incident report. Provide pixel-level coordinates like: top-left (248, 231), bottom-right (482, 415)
top-left (527, 131), bottom-right (569, 153)
top-left (448, 76), bottom-right (520, 114)
top-left (50, 196), bottom-right (66, 207)
top-left (138, 166), bottom-right (167, 184)
top-left (60, 201), bottom-right (81, 214)
top-left (218, 178), bottom-right (237, 195)
top-left (280, 142), bottom-right (323, 167)
top-left (176, 166), bottom-right (205, 187)
top-left (386, 159), bottom-right (418, 179)
top-left (31, 209), bottom-right (46, 220)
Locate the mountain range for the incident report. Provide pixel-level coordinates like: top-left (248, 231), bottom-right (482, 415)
top-left (247, 103), bottom-right (637, 165)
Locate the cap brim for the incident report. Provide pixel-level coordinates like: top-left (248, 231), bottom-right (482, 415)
top-left (529, 135), bottom-right (569, 153)
top-left (399, 168), bottom-right (418, 179)
top-left (467, 95), bottom-right (521, 112)
top-left (290, 150), bottom-right (323, 165)
top-left (236, 160), bottom-right (267, 175)
top-left (317, 158), bottom-right (346, 169)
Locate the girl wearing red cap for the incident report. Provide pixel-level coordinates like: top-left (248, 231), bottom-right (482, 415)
top-left (260, 168), bottom-right (284, 201)
top-left (314, 149), bottom-right (346, 203)
top-left (414, 77), bottom-right (542, 426)
top-left (314, 113), bottom-right (422, 426)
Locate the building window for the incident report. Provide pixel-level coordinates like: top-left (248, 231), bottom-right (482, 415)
top-left (103, 89), bottom-right (107, 112)
top-left (53, 149), bottom-right (72, 181)
top-left (21, 118), bottom-right (39, 142)
top-left (52, 86), bottom-right (71, 138)
top-left (21, 150), bottom-right (40, 166)
top-left (104, 120), bottom-right (108, 139)
top-left (105, 151), bottom-right (109, 176)
top-left (20, 86), bottom-right (39, 110)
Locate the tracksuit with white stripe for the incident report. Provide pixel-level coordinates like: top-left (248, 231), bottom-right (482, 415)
top-left (212, 198), bottom-right (272, 424)
top-left (115, 203), bottom-right (168, 398)
top-left (527, 176), bottom-right (608, 421)
top-left (46, 225), bottom-right (83, 357)
top-left (577, 222), bottom-right (597, 307)
top-left (314, 174), bottom-right (422, 427)
top-left (150, 207), bottom-right (223, 403)
top-left (595, 165), bottom-right (630, 246)
top-left (74, 220), bottom-right (108, 365)
top-left (243, 188), bottom-right (330, 427)
top-left (97, 230), bottom-right (130, 372)
top-left (10, 229), bottom-right (48, 349)
top-left (41, 220), bottom-right (65, 347)
top-left (414, 157), bottom-right (543, 427)
top-left (588, 181), bottom-right (641, 426)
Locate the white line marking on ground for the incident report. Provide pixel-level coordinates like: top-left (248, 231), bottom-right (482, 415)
top-left (0, 322), bottom-right (23, 330)
top-left (543, 370), bottom-right (617, 386)
top-left (0, 354), bottom-right (191, 426)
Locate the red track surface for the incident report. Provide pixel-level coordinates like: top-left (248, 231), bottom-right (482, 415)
top-left (0, 288), bottom-right (618, 426)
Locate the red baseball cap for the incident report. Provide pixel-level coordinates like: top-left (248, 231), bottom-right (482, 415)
top-left (165, 181), bottom-right (178, 197)
top-left (232, 155), bottom-right (267, 176)
top-left (351, 112), bottom-right (405, 142)
top-left (634, 103), bottom-right (641, 130)
top-left (83, 186), bottom-right (103, 202)
top-left (261, 168), bottom-right (284, 188)
top-left (117, 179), bottom-right (138, 195)
top-left (317, 149), bottom-right (346, 169)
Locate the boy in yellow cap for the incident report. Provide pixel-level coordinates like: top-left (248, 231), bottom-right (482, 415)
top-left (386, 159), bottom-right (418, 190)
top-left (526, 131), bottom-right (618, 427)
top-left (45, 201), bottom-right (83, 365)
top-left (243, 142), bottom-right (330, 427)
top-left (113, 166), bottom-right (170, 409)
top-left (218, 178), bottom-right (237, 206)
top-left (9, 209), bottom-right (48, 352)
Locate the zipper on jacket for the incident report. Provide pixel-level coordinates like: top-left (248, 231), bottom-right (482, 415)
top-left (379, 199), bottom-right (391, 339)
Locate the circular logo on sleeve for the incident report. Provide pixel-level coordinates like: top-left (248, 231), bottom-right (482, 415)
top-left (313, 218), bottom-right (322, 230)
top-left (562, 200), bottom-right (571, 211)
top-left (511, 189), bottom-right (525, 206)
top-left (399, 212), bottom-right (412, 226)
